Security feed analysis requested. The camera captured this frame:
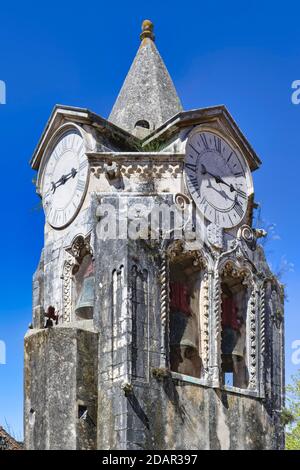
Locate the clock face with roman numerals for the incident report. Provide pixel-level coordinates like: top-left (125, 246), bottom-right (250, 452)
top-left (185, 130), bottom-right (251, 228)
top-left (41, 129), bottom-right (89, 228)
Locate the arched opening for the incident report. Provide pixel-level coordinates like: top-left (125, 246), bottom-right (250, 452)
top-left (220, 272), bottom-right (249, 389)
top-left (73, 254), bottom-right (94, 320)
top-left (134, 120), bottom-right (150, 129)
top-left (169, 255), bottom-right (203, 379)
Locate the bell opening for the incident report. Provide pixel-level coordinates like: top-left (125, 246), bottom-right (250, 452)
top-left (221, 277), bottom-right (249, 389)
top-left (74, 254), bottom-right (95, 321)
top-left (169, 256), bottom-right (203, 379)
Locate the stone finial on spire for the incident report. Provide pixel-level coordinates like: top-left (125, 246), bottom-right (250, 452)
top-left (140, 19), bottom-right (155, 42)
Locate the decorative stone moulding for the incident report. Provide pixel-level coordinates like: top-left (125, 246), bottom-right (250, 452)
top-left (103, 161), bottom-right (121, 180)
top-left (167, 239), bottom-right (207, 268)
top-left (90, 160), bottom-right (183, 179)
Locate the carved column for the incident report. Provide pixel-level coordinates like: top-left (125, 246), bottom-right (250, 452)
top-left (159, 251), bottom-right (169, 368)
top-left (210, 267), bottom-right (221, 387)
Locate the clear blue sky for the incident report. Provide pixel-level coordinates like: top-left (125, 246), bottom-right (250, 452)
top-left (0, 1), bottom-right (299, 438)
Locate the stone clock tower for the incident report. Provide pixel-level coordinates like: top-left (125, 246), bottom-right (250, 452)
top-left (25, 20), bottom-right (285, 450)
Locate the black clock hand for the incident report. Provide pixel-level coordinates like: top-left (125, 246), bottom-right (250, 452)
top-left (206, 179), bottom-right (235, 202)
top-left (43, 182), bottom-right (56, 199)
top-left (51, 168), bottom-right (77, 193)
top-left (201, 164), bottom-right (236, 192)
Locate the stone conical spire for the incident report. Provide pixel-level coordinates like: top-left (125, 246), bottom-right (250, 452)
top-left (109, 20), bottom-right (183, 138)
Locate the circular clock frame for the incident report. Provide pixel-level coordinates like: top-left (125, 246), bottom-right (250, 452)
top-left (184, 127), bottom-right (253, 229)
top-left (39, 124), bottom-right (90, 229)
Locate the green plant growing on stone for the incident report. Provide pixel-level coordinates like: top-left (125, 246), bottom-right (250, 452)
top-left (142, 140), bottom-right (164, 152)
top-left (152, 367), bottom-right (170, 380)
top-left (122, 382), bottom-right (133, 396)
top-left (131, 139), bottom-right (164, 153)
top-left (284, 370), bottom-right (300, 450)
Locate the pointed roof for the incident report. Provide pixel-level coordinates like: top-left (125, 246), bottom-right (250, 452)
top-left (109, 20), bottom-right (183, 137)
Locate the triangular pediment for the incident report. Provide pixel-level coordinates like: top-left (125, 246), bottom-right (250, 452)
top-left (141, 105), bottom-right (261, 171)
top-left (30, 105), bottom-right (139, 170)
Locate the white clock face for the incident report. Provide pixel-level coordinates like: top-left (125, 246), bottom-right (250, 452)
top-left (41, 130), bottom-right (89, 228)
top-left (185, 131), bottom-right (250, 228)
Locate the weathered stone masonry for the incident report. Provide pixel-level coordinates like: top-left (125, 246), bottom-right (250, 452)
top-left (25, 20), bottom-right (284, 450)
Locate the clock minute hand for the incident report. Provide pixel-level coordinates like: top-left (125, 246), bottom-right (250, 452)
top-left (201, 164), bottom-right (236, 193)
top-left (51, 168), bottom-right (77, 193)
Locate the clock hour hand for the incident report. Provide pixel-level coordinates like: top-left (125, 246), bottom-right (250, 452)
top-left (51, 168), bottom-right (77, 193)
top-left (43, 182), bottom-right (56, 199)
top-left (206, 179), bottom-right (234, 201)
top-left (201, 164), bottom-right (236, 192)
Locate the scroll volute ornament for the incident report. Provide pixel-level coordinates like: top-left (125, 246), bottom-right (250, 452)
top-left (66, 234), bottom-right (93, 275)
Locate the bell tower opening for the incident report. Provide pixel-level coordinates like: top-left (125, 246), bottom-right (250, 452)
top-left (169, 256), bottom-right (203, 379)
top-left (221, 276), bottom-right (249, 389)
top-left (74, 254), bottom-right (94, 320)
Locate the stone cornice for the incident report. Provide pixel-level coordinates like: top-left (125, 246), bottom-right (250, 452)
top-left (141, 105), bottom-right (262, 171)
top-left (30, 105), bottom-right (140, 170)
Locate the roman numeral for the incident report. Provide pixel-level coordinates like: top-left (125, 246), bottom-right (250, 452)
top-left (234, 171), bottom-right (244, 177)
top-left (185, 163), bottom-right (197, 172)
top-left (227, 152), bottom-right (233, 163)
top-left (46, 205), bottom-right (53, 218)
top-left (77, 179), bottom-right (85, 191)
top-left (189, 143), bottom-right (200, 156)
top-left (66, 134), bottom-right (72, 147)
top-left (53, 149), bottom-right (59, 161)
top-left (190, 184), bottom-right (199, 196)
top-left (199, 196), bottom-right (209, 213)
top-left (77, 142), bottom-right (84, 155)
top-left (214, 136), bottom-right (221, 153)
top-left (233, 201), bottom-right (244, 218)
top-left (189, 176), bottom-right (199, 187)
top-left (79, 160), bottom-right (88, 171)
top-left (52, 210), bottom-right (59, 225)
top-left (70, 133), bottom-right (75, 148)
top-left (199, 133), bottom-right (209, 150)
top-left (236, 189), bottom-right (247, 199)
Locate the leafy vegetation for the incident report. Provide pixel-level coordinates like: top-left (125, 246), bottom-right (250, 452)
top-left (284, 371), bottom-right (300, 450)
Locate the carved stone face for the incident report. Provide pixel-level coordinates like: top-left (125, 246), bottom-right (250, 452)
top-left (41, 129), bottom-right (89, 228)
top-left (185, 130), bottom-right (251, 228)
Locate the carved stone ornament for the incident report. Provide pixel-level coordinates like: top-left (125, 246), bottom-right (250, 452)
top-left (167, 240), bottom-right (207, 269)
top-left (103, 161), bottom-right (120, 180)
top-left (238, 225), bottom-right (257, 251)
top-left (66, 234), bottom-right (93, 272)
top-left (91, 160), bottom-right (182, 179)
top-left (237, 224), bottom-right (267, 252)
top-left (220, 260), bottom-right (253, 286)
top-left (174, 192), bottom-right (190, 211)
top-left (207, 223), bottom-right (223, 250)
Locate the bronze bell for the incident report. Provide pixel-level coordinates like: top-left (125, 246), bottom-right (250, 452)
top-left (75, 275), bottom-right (95, 319)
